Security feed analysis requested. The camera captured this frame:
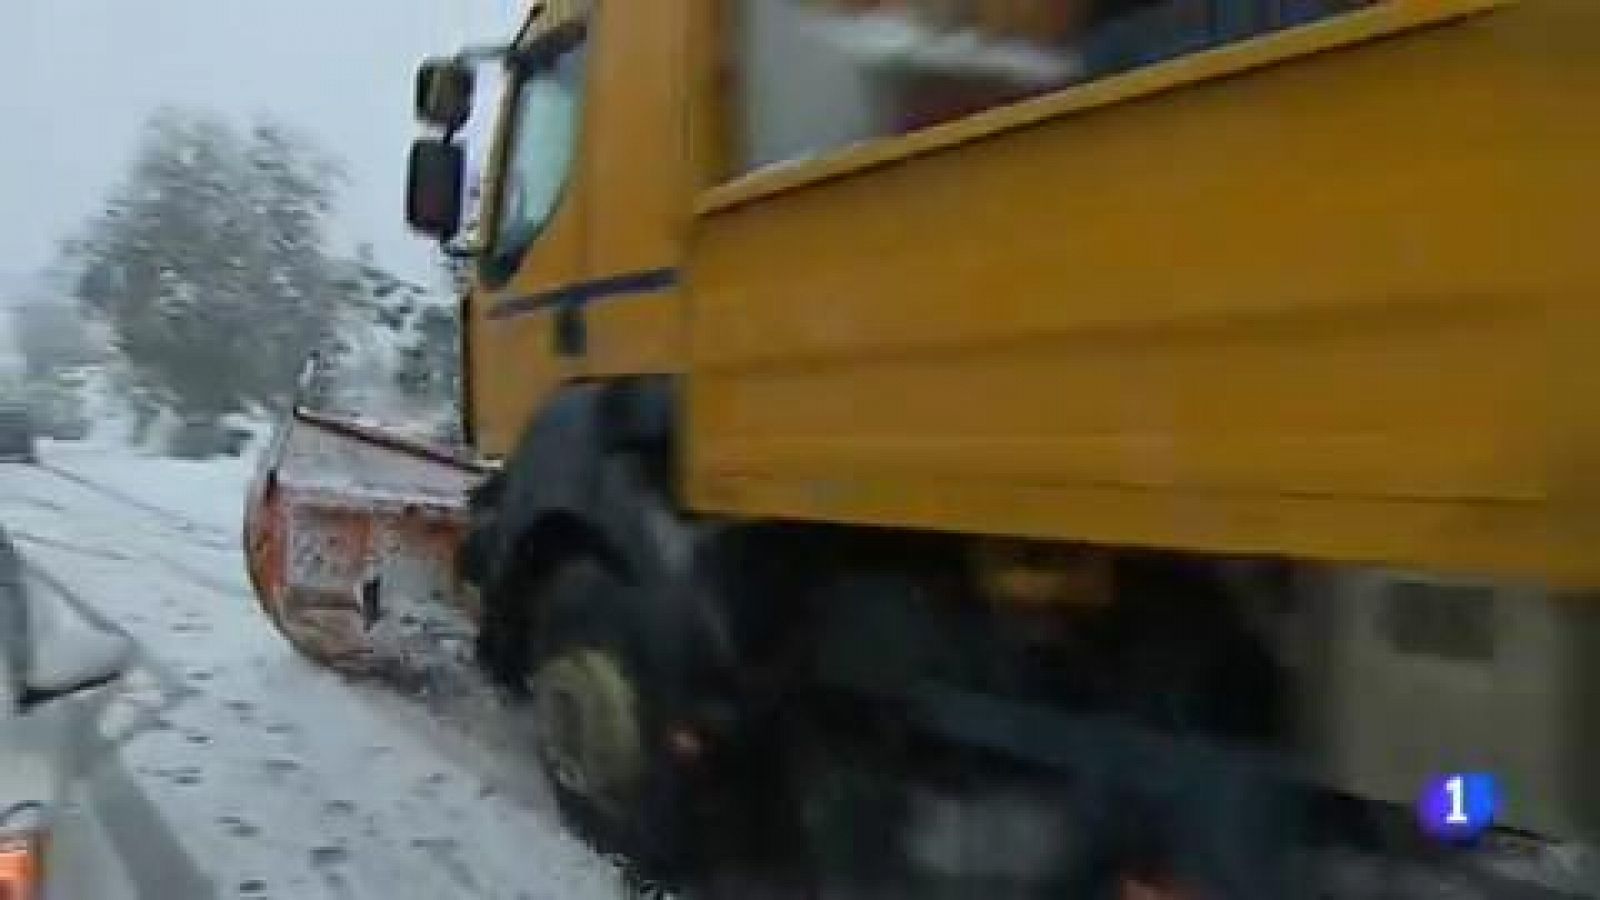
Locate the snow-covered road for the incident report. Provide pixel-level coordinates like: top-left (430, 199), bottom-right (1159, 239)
top-left (0, 439), bottom-right (623, 900)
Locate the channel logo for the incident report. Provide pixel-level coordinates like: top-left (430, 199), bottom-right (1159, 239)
top-left (1416, 772), bottom-right (1499, 843)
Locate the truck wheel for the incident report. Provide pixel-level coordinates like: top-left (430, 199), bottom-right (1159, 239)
top-left (525, 555), bottom-right (690, 885)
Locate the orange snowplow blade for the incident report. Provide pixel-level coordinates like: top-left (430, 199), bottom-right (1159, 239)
top-left (244, 408), bottom-right (490, 672)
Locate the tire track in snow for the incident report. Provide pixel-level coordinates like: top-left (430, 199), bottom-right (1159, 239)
top-left (83, 755), bottom-right (220, 900)
top-left (139, 549), bottom-right (253, 601)
top-left (5, 463), bottom-right (248, 601)
top-left (5, 536), bottom-right (218, 898)
top-left (5, 455), bottom-right (627, 899)
top-left (9, 526), bottom-right (134, 563)
top-left (20, 554), bottom-right (201, 773)
top-left (5, 503), bottom-right (246, 602)
top-left (37, 462), bottom-right (234, 548)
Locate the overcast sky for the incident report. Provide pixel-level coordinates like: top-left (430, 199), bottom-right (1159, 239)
top-left (1, 0), bottom-right (520, 288)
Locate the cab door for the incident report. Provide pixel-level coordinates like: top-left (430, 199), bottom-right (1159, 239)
top-left (465, 18), bottom-right (593, 458)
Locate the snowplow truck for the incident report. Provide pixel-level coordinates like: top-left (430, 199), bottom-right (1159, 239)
top-left (248, 0), bottom-right (1600, 895)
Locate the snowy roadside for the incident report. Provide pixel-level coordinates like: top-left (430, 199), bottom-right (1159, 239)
top-left (0, 438), bottom-right (625, 900)
top-left (16, 558), bottom-right (216, 900)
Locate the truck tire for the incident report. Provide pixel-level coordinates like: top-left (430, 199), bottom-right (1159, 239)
top-left (524, 554), bottom-right (691, 886)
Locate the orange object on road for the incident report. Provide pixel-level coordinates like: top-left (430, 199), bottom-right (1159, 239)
top-left (0, 831), bottom-right (43, 900)
top-left (244, 407), bottom-right (489, 673)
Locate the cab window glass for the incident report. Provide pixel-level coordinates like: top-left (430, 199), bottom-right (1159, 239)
top-left (484, 36), bottom-right (588, 283)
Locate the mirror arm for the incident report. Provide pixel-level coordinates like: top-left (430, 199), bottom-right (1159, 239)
top-left (456, 42), bottom-right (515, 65)
top-left (509, 3), bottom-right (548, 49)
top-left (441, 237), bottom-right (478, 260)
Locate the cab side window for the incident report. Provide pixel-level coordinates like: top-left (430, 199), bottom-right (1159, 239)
top-left (483, 33), bottom-right (589, 285)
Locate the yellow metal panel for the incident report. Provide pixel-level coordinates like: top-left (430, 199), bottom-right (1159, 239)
top-left (692, 473), bottom-right (1553, 582)
top-left (470, 163), bottom-right (589, 454)
top-left (686, 0), bottom-right (1600, 584)
top-left (697, 0), bottom-right (1508, 212)
top-left (570, 0), bottom-right (691, 379)
top-left (687, 0), bottom-right (740, 188)
top-left (471, 291), bottom-right (570, 458)
top-left (585, 0), bottom-right (688, 278)
top-left (578, 293), bottom-right (688, 376)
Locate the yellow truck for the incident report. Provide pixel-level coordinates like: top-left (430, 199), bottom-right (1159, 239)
top-left (374, 0), bottom-right (1600, 893)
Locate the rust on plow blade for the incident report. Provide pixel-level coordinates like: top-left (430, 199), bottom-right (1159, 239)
top-left (244, 408), bottom-right (491, 674)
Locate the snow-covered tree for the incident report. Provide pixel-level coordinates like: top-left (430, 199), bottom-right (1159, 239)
top-left (317, 247), bottom-right (460, 439)
top-left (64, 109), bottom-right (349, 425)
top-left (10, 297), bottom-right (97, 380)
top-left (394, 303), bottom-right (459, 418)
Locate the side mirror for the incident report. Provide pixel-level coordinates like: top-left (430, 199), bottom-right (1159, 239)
top-left (0, 528), bottom-right (129, 714)
top-left (406, 139), bottom-right (466, 243)
top-left (23, 627), bottom-right (128, 711)
top-left (415, 58), bottom-right (475, 132)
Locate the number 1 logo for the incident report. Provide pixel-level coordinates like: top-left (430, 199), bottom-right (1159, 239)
top-left (1418, 772), bottom-right (1499, 843)
top-left (1444, 774), bottom-right (1469, 825)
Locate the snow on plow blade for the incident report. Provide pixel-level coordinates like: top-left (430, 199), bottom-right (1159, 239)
top-left (244, 408), bottom-right (490, 675)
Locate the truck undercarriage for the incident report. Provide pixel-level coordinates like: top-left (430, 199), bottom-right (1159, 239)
top-left (247, 402), bottom-right (1600, 899)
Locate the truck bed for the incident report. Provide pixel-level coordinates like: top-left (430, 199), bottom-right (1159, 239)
top-left (685, 0), bottom-right (1600, 585)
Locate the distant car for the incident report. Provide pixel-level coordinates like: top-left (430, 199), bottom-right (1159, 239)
top-left (45, 416), bottom-right (89, 443)
top-left (0, 406), bottom-right (36, 463)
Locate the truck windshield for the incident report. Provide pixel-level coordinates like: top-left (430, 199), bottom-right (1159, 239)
top-left (485, 37), bottom-right (588, 282)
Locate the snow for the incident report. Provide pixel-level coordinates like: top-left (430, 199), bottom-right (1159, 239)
top-left (39, 439), bottom-right (256, 535)
top-left (0, 438), bottom-right (624, 900)
top-left (23, 602), bottom-right (130, 695)
top-left (799, 8), bottom-right (1080, 84)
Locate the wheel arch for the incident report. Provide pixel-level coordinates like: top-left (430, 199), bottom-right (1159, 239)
top-left (474, 376), bottom-right (694, 682)
top-left (483, 376), bottom-right (678, 583)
